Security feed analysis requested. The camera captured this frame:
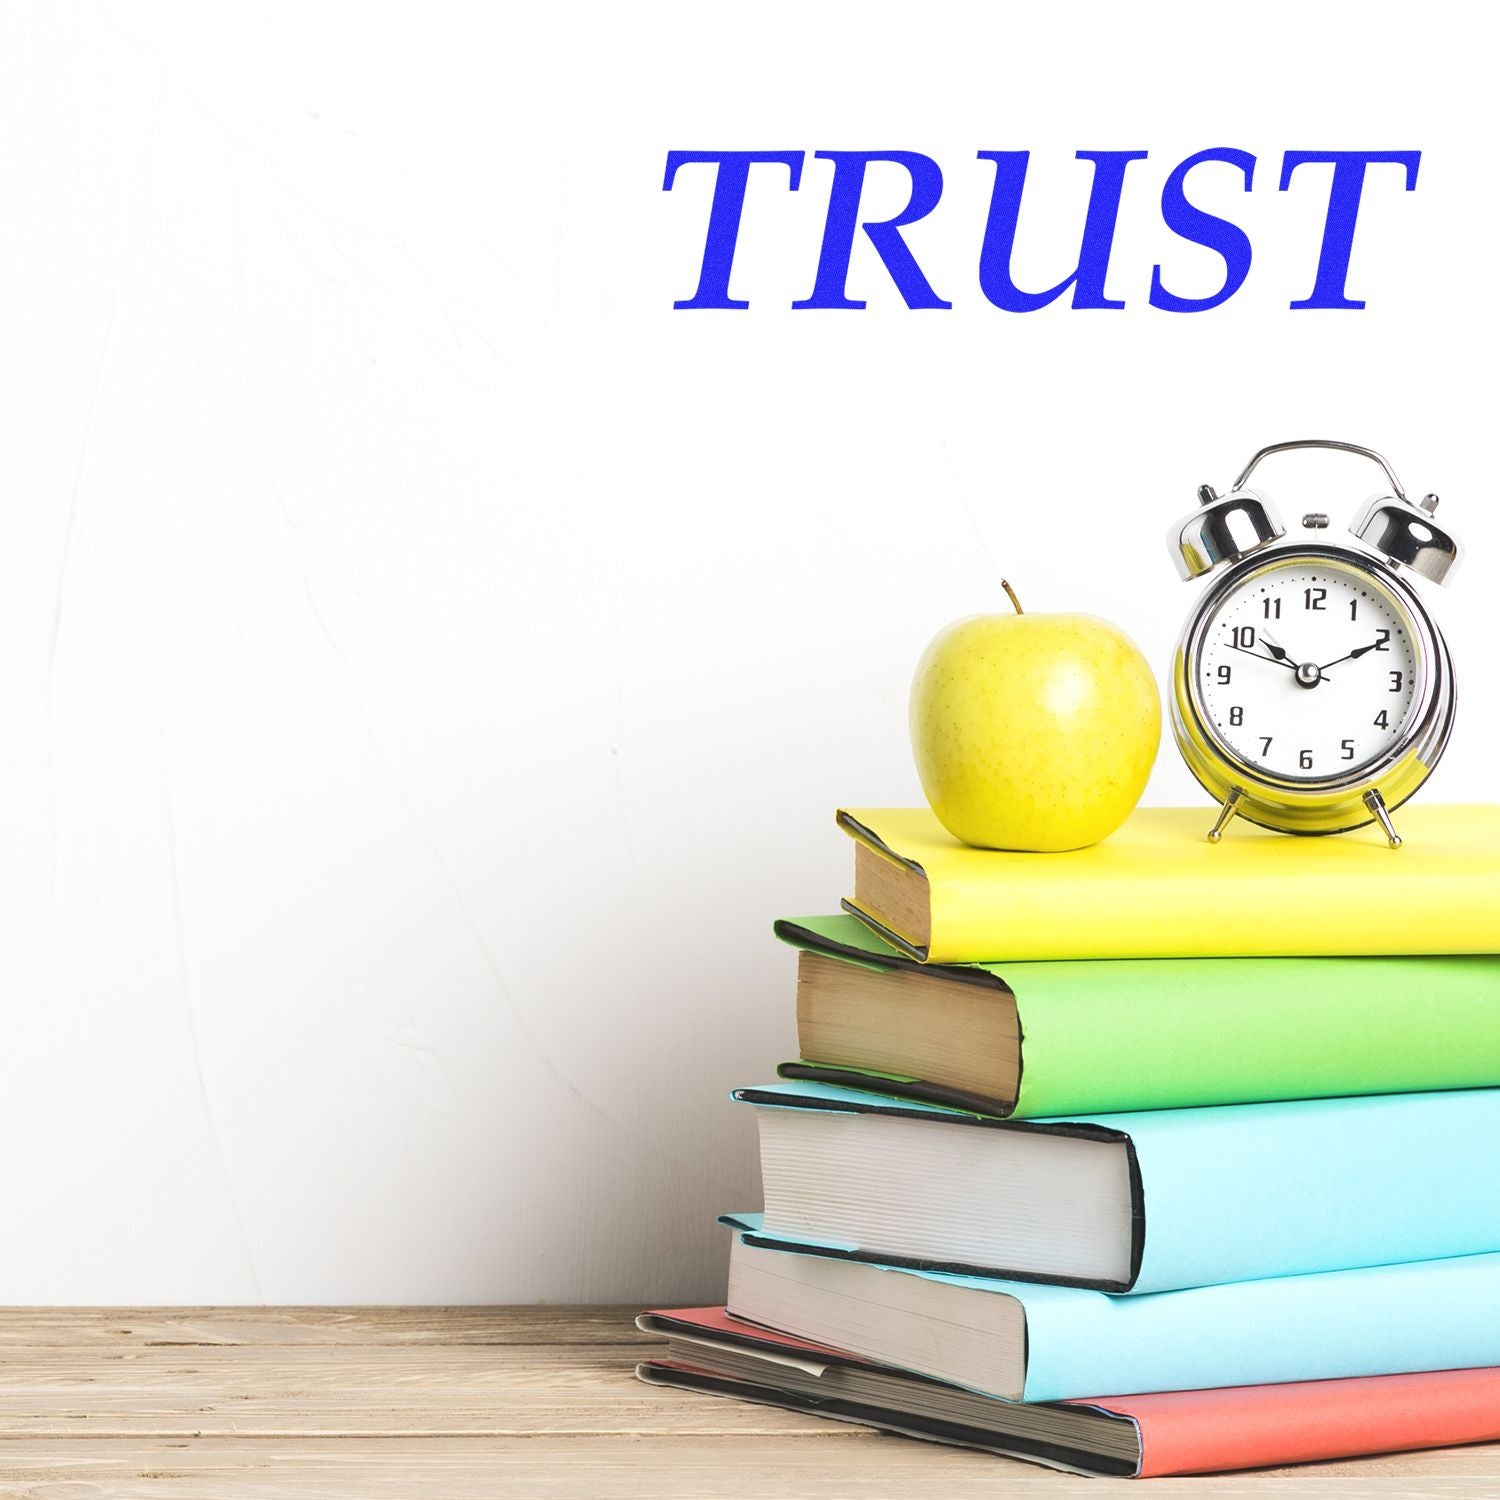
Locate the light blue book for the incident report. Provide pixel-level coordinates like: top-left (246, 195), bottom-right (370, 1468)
top-left (722, 1213), bottom-right (1500, 1401)
top-left (734, 1080), bottom-right (1500, 1293)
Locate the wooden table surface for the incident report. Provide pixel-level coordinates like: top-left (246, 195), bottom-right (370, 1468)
top-left (0, 1307), bottom-right (1494, 1497)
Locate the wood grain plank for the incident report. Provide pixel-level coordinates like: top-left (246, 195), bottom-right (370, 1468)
top-left (0, 1309), bottom-right (1490, 1498)
top-left (1, 1435), bottom-right (1500, 1499)
top-left (0, 1306), bottom-right (642, 1348)
top-left (0, 1345), bottom-right (838, 1436)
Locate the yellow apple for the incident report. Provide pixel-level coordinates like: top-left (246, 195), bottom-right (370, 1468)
top-left (910, 585), bottom-right (1161, 851)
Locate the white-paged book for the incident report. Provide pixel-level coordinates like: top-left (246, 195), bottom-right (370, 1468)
top-left (733, 1080), bottom-right (1500, 1293)
top-left (718, 1215), bottom-right (1500, 1402)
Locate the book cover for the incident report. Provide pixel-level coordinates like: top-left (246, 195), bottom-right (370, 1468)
top-left (638, 1305), bottom-right (1500, 1478)
top-left (776, 914), bottom-right (1500, 1117)
top-left (837, 804), bottom-right (1500, 962)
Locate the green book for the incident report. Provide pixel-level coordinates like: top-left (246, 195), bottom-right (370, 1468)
top-left (777, 915), bottom-right (1500, 1118)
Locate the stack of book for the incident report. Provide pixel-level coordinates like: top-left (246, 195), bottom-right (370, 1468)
top-left (639, 803), bottom-right (1500, 1478)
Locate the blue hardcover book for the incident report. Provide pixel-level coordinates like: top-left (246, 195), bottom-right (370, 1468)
top-left (721, 1214), bottom-right (1500, 1401)
top-left (733, 1080), bottom-right (1500, 1293)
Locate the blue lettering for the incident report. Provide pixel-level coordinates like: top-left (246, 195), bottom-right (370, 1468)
top-left (977, 150), bottom-right (1147, 310)
top-left (1279, 151), bottom-right (1421, 309)
top-left (1150, 148), bottom-right (1256, 312)
top-left (663, 151), bottom-right (804, 309)
top-left (793, 152), bottom-right (950, 310)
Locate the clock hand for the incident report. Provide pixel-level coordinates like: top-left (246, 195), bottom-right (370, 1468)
top-left (1258, 627), bottom-right (1325, 687)
top-left (1224, 644), bottom-right (1298, 672)
top-left (1258, 632), bottom-right (1295, 665)
top-left (1225, 640), bottom-right (1324, 688)
top-left (1317, 639), bottom-right (1385, 673)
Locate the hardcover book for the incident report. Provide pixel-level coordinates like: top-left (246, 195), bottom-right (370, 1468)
top-left (777, 914), bottom-right (1500, 1117)
top-left (734, 1080), bottom-right (1500, 1292)
top-left (836, 804), bottom-right (1500, 962)
top-left (637, 1305), bottom-right (1500, 1478)
top-left (718, 1218), bottom-right (1500, 1401)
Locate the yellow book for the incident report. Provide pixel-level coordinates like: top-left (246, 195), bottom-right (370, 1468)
top-left (839, 805), bottom-right (1500, 962)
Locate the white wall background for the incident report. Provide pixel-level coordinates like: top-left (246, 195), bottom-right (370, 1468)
top-left (1, 0), bottom-right (1494, 1303)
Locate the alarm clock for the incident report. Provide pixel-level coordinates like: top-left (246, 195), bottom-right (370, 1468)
top-left (1167, 440), bottom-right (1461, 847)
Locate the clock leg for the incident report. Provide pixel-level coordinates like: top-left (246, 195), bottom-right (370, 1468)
top-left (1206, 787), bottom-right (1244, 844)
top-left (1364, 788), bottom-right (1403, 848)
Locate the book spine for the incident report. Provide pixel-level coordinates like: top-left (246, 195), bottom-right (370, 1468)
top-left (1023, 1250), bottom-right (1500, 1400)
top-left (1011, 954), bottom-right (1500, 1117)
top-left (1124, 1089), bottom-right (1500, 1294)
top-left (1127, 1368), bottom-right (1500, 1478)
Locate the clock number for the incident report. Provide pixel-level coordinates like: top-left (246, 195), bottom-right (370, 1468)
top-left (1341, 739), bottom-right (1355, 760)
top-left (1262, 597), bottom-right (1282, 619)
top-left (1259, 736), bottom-right (1273, 756)
top-left (1375, 629), bottom-right (1391, 651)
top-left (1374, 710), bottom-right (1390, 729)
top-left (1303, 587), bottom-right (1327, 611)
top-left (1389, 670), bottom-right (1404, 693)
top-left (1216, 664), bottom-right (1232, 685)
top-left (1229, 706), bottom-right (1244, 726)
top-left (1231, 625), bottom-right (1256, 649)
top-left (1299, 749), bottom-right (1314, 770)
top-left (1349, 598), bottom-right (1358, 621)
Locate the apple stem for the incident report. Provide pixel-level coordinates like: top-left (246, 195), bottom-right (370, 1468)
top-left (1000, 578), bottom-right (1024, 615)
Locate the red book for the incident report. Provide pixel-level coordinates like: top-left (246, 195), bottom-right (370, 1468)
top-left (637, 1306), bottom-right (1500, 1478)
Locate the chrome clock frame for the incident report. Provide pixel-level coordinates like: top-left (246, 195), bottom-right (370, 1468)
top-left (1172, 544), bottom-right (1456, 844)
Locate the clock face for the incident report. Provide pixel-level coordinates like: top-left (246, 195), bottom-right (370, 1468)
top-left (1192, 555), bottom-right (1424, 783)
